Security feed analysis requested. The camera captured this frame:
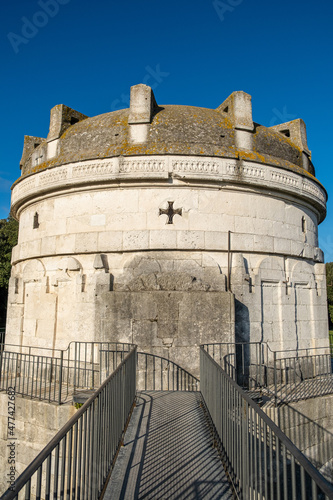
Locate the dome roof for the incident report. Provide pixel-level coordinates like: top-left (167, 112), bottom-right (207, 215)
top-left (53, 105), bottom-right (237, 162)
top-left (19, 86), bottom-right (315, 180)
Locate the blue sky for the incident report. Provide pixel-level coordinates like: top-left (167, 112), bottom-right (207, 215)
top-left (1, 0), bottom-right (332, 260)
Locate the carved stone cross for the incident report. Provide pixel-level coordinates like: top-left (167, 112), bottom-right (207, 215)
top-left (159, 201), bottom-right (182, 224)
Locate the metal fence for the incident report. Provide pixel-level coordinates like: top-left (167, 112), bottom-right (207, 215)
top-left (202, 342), bottom-right (267, 390)
top-left (200, 347), bottom-right (333, 499)
top-left (0, 350), bottom-right (66, 403)
top-left (0, 342), bottom-right (133, 404)
top-left (272, 349), bottom-right (333, 405)
top-left (0, 342), bottom-right (198, 403)
top-left (202, 342), bottom-right (333, 405)
top-left (137, 351), bottom-right (199, 391)
top-left (1, 346), bottom-right (137, 500)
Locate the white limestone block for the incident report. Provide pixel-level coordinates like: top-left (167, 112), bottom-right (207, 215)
top-left (274, 238), bottom-right (291, 254)
top-left (11, 245), bottom-right (20, 264)
top-left (21, 239), bottom-right (42, 259)
top-left (254, 197), bottom-right (286, 222)
top-left (149, 230), bottom-right (177, 249)
top-left (204, 231), bottom-right (228, 251)
top-left (123, 230), bottom-right (149, 251)
top-left (97, 231), bottom-right (123, 252)
top-left (177, 230), bottom-right (205, 250)
top-left (106, 212), bottom-right (147, 231)
top-left (232, 233), bottom-right (254, 252)
top-left (47, 139), bottom-right (59, 159)
top-left (66, 215), bottom-right (92, 234)
top-left (254, 235), bottom-right (274, 253)
top-left (200, 191), bottom-right (250, 216)
top-left (129, 123), bottom-right (149, 143)
top-left (75, 233), bottom-right (98, 253)
top-left (93, 189), bottom-right (139, 214)
top-left (55, 234), bottom-right (75, 254)
top-left (235, 216), bottom-right (254, 234)
top-left (90, 214), bottom-right (106, 226)
top-left (54, 193), bottom-right (93, 217)
top-left (193, 212), bottom-right (235, 232)
top-left (41, 236), bottom-right (56, 256)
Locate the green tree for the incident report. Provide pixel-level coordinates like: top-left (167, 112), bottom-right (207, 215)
top-left (0, 216), bottom-right (18, 327)
top-left (326, 262), bottom-right (333, 329)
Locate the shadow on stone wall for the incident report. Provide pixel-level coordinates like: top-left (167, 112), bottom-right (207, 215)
top-left (266, 394), bottom-right (333, 483)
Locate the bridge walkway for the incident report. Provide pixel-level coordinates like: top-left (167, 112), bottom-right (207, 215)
top-left (104, 391), bottom-right (233, 500)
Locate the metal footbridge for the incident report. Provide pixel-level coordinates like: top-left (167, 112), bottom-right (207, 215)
top-left (104, 391), bottom-right (232, 500)
top-left (1, 343), bottom-right (333, 499)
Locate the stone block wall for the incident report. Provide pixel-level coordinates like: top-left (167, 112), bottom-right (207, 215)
top-left (266, 394), bottom-right (333, 481)
top-left (0, 393), bottom-right (76, 496)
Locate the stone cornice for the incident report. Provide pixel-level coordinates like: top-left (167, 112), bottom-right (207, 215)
top-left (11, 156), bottom-right (327, 222)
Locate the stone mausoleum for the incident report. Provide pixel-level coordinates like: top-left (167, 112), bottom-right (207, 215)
top-left (5, 84), bottom-right (329, 376)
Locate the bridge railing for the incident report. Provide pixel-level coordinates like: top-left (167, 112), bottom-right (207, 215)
top-left (200, 346), bottom-right (333, 499)
top-left (0, 342), bottom-right (198, 403)
top-left (1, 346), bottom-right (137, 500)
top-left (271, 347), bottom-right (333, 404)
top-left (329, 331), bottom-right (333, 358)
top-left (0, 342), bottom-right (134, 404)
top-left (0, 349), bottom-right (66, 403)
top-left (137, 351), bottom-right (199, 391)
top-left (202, 342), bottom-right (267, 390)
top-left (202, 342), bottom-right (333, 405)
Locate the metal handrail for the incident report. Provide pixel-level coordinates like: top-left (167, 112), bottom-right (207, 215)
top-left (0, 350), bottom-right (66, 403)
top-left (0, 342), bottom-right (134, 404)
top-left (200, 346), bottom-right (333, 499)
top-left (266, 343), bottom-right (331, 356)
top-left (0, 342), bottom-right (197, 404)
top-left (202, 342), bottom-right (333, 405)
top-left (137, 351), bottom-right (199, 391)
top-left (1, 341), bottom-right (134, 358)
top-left (1, 346), bottom-right (137, 500)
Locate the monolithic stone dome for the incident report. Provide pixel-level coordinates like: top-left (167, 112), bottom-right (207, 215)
top-left (20, 91), bottom-right (316, 179)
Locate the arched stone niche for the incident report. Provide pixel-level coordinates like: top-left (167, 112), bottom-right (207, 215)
top-left (290, 260), bottom-right (317, 350)
top-left (114, 253), bottom-right (226, 292)
top-left (22, 259), bottom-right (46, 282)
top-left (253, 256), bottom-right (285, 349)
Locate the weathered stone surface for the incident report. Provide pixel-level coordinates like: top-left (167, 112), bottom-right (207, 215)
top-left (96, 289), bottom-right (234, 378)
top-left (0, 393), bottom-right (76, 496)
top-left (266, 393), bottom-right (333, 471)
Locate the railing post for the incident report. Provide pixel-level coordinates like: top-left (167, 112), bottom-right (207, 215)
top-left (58, 350), bottom-right (63, 405)
top-left (92, 342), bottom-right (95, 389)
top-left (0, 348), bottom-right (3, 388)
top-left (273, 351), bottom-right (277, 407)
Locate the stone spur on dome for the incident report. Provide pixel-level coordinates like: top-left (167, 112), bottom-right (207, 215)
top-left (6, 83), bottom-right (328, 380)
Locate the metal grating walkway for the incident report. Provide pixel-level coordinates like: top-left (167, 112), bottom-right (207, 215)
top-left (104, 391), bottom-right (233, 500)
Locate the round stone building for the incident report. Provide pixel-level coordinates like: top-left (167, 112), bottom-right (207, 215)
top-left (5, 84), bottom-right (328, 376)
